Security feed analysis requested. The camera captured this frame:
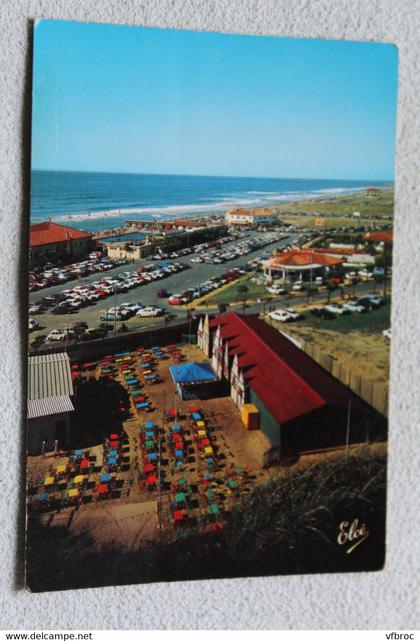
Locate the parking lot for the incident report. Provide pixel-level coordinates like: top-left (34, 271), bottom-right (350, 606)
top-left (29, 231), bottom-right (299, 345)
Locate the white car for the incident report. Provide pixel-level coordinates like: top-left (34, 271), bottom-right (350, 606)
top-left (136, 306), bottom-right (164, 317)
top-left (358, 269), bottom-right (373, 280)
top-left (382, 328), bottom-right (391, 340)
top-left (324, 304), bottom-right (346, 315)
top-left (29, 304), bottom-right (42, 314)
top-left (100, 312), bottom-right (124, 322)
top-left (285, 308), bottom-right (303, 320)
top-left (267, 285), bottom-right (287, 295)
top-left (28, 318), bottom-right (39, 330)
top-left (343, 301), bottom-right (366, 313)
top-left (268, 309), bottom-right (294, 323)
top-left (120, 302), bottom-right (144, 312)
top-left (46, 329), bottom-right (70, 342)
top-left (292, 280), bottom-right (306, 291)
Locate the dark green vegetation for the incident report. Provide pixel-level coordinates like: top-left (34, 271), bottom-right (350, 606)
top-left (26, 450), bottom-right (386, 591)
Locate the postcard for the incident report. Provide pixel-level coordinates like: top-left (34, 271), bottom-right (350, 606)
top-left (26, 20), bottom-right (397, 591)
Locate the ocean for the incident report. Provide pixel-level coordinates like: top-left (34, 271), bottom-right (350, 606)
top-left (30, 171), bottom-right (393, 233)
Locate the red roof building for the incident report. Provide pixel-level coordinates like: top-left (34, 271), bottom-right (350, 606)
top-left (206, 312), bottom-right (385, 460)
top-left (30, 221), bottom-right (93, 266)
top-left (269, 249), bottom-right (343, 269)
top-left (264, 248), bottom-right (344, 281)
top-left (30, 221), bottom-right (92, 247)
top-left (364, 231), bottom-right (393, 243)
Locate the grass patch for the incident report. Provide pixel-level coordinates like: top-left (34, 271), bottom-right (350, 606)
top-left (272, 303), bottom-right (391, 384)
top-left (205, 275), bottom-right (268, 306)
top-left (295, 301), bottom-right (391, 334)
top-left (273, 189), bottom-right (394, 219)
top-left (280, 215), bottom-right (376, 229)
top-left (26, 449), bottom-right (387, 590)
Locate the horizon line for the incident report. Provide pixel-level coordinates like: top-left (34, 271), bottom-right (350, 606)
top-left (31, 168), bottom-right (395, 183)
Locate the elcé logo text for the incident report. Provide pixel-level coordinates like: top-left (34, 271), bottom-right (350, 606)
top-left (337, 518), bottom-right (369, 554)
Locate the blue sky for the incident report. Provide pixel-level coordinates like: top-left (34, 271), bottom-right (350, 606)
top-left (32, 20), bottom-right (398, 180)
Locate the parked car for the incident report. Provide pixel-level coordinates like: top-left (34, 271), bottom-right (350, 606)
top-left (100, 312), bottom-right (124, 322)
top-left (29, 304), bottom-right (42, 315)
top-left (357, 295), bottom-right (384, 309)
top-left (268, 309), bottom-right (295, 323)
top-left (46, 329), bottom-right (73, 342)
top-left (358, 269), bottom-right (373, 281)
top-left (285, 308), bottom-right (304, 320)
top-left (324, 304), bottom-right (350, 316)
top-left (70, 321), bottom-right (89, 334)
top-left (28, 318), bottom-right (39, 330)
top-left (267, 284), bottom-right (287, 295)
top-left (120, 302), bottom-right (144, 313)
top-left (382, 328), bottom-right (391, 340)
top-left (343, 300), bottom-right (367, 313)
top-left (136, 306), bottom-right (164, 317)
top-left (292, 280), bottom-right (306, 291)
top-left (310, 307), bottom-right (335, 320)
top-left (373, 266), bottom-right (385, 277)
top-left (79, 328), bottom-right (108, 341)
top-left (168, 295), bottom-right (189, 305)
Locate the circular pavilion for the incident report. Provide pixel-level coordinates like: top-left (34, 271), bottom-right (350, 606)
top-left (264, 248), bottom-right (344, 282)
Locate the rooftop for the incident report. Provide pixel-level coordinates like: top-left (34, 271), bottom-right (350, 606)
top-left (210, 312), bottom-right (365, 426)
top-left (169, 361), bottom-right (218, 385)
top-left (28, 353), bottom-right (74, 400)
top-left (364, 231), bottom-right (393, 243)
top-left (269, 248), bottom-right (343, 268)
top-left (227, 208), bottom-right (276, 218)
top-left (30, 221), bottom-right (92, 247)
top-left (28, 395), bottom-right (74, 420)
top-left (310, 247), bottom-right (370, 256)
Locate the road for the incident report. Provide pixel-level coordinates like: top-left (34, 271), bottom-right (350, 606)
top-left (29, 232), bottom-right (300, 343)
top-left (203, 279), bottom-right (380, 316)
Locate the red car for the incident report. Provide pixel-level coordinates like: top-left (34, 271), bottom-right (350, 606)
top-left (168, 295), bottom-right (189, 305)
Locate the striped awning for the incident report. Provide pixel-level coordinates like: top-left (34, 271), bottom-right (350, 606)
top-left (28, 395), bottom-right (74, 420)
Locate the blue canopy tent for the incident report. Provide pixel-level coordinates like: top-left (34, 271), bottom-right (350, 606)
top-left (169, 362), bottom-right (218, 400)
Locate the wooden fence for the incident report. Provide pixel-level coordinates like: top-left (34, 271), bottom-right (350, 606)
top-left (268, 321), bottom-right (388, 416)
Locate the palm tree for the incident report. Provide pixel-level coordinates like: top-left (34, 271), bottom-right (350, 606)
top-left (351, 277), bottom-right (360, 298)
top-left (326, 281), bottom-right (337, 303)
top-left (237, 285), bottom-right (249, 314)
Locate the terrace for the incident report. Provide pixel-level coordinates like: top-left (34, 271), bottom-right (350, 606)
top-left (27, 342), bottom-right (270, 550)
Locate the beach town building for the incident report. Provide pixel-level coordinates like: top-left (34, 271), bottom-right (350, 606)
top-left (225, 207), bottom-right (279, 226)
top-left (105, 240), bottom-right (155, 261)
top-left (30, 221), bottom-right (93, 267)
top-left (309, 246), bottom-right (375, 266)
top-left (197, 312), bottom-right (385, 462)
top-left (27, 353), bottom-right (74, 455)
top-left (124, 218), bottom-right (220, 233)
top-left (364, 230), bottom-right (393, 243)
top-left (263, 248), bottom-right (344, 282)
